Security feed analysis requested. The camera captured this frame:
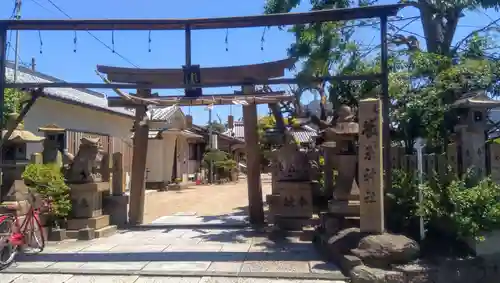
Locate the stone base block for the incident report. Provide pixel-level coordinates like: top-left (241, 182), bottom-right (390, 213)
top-left (95, 225), bottom-right (117, 238)
top-left (48, 228), bottom-right (67, 242)
top-left (67, 215), bottom-right (110, 231)
top-left (78, 227), bottom-right (95, 240)
top-left (69, 182), bottom-right (110, 218)
top-left (328, 200), bottom-right (360, 216)
top-left (66, 230), bottom-right (78, 239)
top-left (103, 195), bottom-right (129, 228)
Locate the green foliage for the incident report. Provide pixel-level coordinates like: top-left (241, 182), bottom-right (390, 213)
top-left (207, 121), bottom-right (226, 133)
top-left (388, 169), bottom-right (500, 246)
top-left (22, 163), bottom-right (71, 225)
top-left (385, 170), bottom-right (421, 237)
top-left (3, 88), bottom-right (25, 127)
top-left (202, 149), bottom-right (237, 179)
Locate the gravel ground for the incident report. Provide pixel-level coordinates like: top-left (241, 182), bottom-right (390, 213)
top-left (143, 175), bottom-right (272, 224)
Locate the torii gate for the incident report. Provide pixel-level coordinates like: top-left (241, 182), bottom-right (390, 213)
top-left (98, 60), bottom-right (296, 225)
top-left (0, 3), bottom-right (406, 226)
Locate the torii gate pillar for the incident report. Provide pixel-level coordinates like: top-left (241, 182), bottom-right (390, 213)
top-left (242, 85), bottom-right (265, 225)
top-left (128, 89), bottom-right (151, 225)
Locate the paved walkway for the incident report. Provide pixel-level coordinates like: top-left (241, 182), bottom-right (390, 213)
top-left (143, 175), bottom-right (272, 224)
top-left (1, 227), bottom-right (345, 282)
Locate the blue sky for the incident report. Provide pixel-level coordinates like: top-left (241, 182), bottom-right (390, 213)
top-left (0, 0), bottom-right (498, 126)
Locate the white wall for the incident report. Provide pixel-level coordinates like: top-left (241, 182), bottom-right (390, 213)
top-left (145, 139), bottom-right (164, 182)
top-left (24, 97), bottom-right (133, 156)
top-left (145, 134), bottom-right (177, 183)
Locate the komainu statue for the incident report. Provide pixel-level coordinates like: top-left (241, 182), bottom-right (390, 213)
top-left (65, 137), bottom-right (104, 183)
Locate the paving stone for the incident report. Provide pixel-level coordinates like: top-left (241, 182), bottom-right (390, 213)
top-left (78, 243), bottom-right (118, 252)
top-left (240, 260), bottom-right (310, 273)
top-left (10, 261), bottom-right (55, 269)
top-left (11, 274), bottom-right (73, 283)
top-left (65, 275), bottom-right (139, 283)
top-left (165, 243), bottom-right (223, 252)
top-left (47, 261), bottom-right (86, 269)
top-left (220, 243), bottom-right (251, 252)
top-left (79, 261), bottom-right (149, 270)
top-left (0, 273), bottom-right (22, 283)
top-left (135, 277), bottom-right (202, 283)
top-left (206, 261), bottom-right (243, 272)
top-left (109, 244), bottom-right (168, 252)
top-left (309, 260), bottom-right (343, 274)
top-left (142, 261), bottom-right (211, 272)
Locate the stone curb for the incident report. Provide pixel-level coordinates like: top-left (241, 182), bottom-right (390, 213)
top-left (3, 267), bottom-right (348, 281)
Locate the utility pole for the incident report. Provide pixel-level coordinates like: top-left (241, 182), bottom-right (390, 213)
top-left (13, 0), bottom-right (21, 82)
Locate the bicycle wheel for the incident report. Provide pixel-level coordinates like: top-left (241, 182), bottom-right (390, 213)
top-left (0, 215), bottom-right (18, 269)
top-left (23, 213), bottom-right (45, 254)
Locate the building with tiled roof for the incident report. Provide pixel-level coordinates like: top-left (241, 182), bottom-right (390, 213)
top-left (223, 120), bottom-right (318, 145)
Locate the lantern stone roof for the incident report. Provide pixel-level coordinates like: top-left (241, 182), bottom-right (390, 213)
top-left (452, 90), bottom-right (500, 109)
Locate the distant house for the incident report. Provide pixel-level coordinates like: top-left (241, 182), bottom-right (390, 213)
top-left (188, 124), bottom-right (245, 167)
top-left (6, 63), bottom-right (200, 190)
top-left (142, 106), bottom-right (205, 188)
top-left (223, 120), bottom-right (318, 147)
top-left (6, 62), bottom-right (135, 175)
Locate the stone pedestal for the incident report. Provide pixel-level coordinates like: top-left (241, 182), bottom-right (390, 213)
top-left (267, 181), bottom-right (314, 230)
top-left (103, 195), bottom-right (129, 228)
top-left (69, 182), bottom-right (109, 218)
top-left (67, 182), bottom-right (116, 240)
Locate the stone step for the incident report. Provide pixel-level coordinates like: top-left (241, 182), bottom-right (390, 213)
top-left (95, 225), bottom-right (117, 238)
top-left (328, 200), bottom-right (360, 216)
top-left (67, 215), bottom-right (110, 230)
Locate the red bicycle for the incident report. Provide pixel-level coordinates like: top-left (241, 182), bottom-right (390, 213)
top-left (0, 187), bottom-right (48, 269)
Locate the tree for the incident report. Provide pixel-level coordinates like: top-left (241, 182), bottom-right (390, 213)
top-left (207, 121), bottom-right (226, 133)
top-left (3, 87), bottom-right (25, 127)
top-left (263, 0), bottom-right (500, 151)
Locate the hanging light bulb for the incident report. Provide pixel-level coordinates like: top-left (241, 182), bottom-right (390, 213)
top-left (260, 27), bottom-right (266, 51)
top-left (73, 31), bottom-right (78, 53)
top-left (38, 31), bottom-right (43, 54)
top-left (225, 29), bottom-right (229, 51)
top-left (148, 30), bottom-right (152, 53)
top-left (111, 30), bottom-right (115, 53)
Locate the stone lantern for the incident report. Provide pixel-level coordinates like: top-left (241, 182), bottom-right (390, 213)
top-left (1, 113), bottom-right (45, 201)
top-left (452, 91), bottom-right (500, 178)
top-left (321, 105), bottom-right (360, 202)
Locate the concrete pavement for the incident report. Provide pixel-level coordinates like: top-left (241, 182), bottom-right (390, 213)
top-left (1, 224), bottom-right (346, 282)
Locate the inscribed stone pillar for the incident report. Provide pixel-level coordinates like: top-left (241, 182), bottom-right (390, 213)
top-left (358, 98), bottom-right (384, 234)
top-left (323, 147), bottom-right (335, 198)
top-left (111, 152), bottom-right (124, 196)
top-left (128, 89), bottom-right (151, 225)
top-left (242, 85), bottom-right (264, 225)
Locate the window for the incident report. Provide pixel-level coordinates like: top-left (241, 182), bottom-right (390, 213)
top-left (47, 133), bottom-right (66, 152)
top-left (189, 143), bottom-right (199, 160)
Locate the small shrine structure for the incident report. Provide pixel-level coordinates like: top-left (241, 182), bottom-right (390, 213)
top-left (0, 112), bottom-right (45, 202)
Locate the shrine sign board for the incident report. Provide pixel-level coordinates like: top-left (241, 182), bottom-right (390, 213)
top-left (183, 64), bottom-right (202, 97)
top-left (358, 98), bottom-right (384, 233)
top-left (273, 181), bottom-right (313, 218)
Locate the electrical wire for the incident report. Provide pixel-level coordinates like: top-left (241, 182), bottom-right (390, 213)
top-left (44, 0), bottom-right (140, 67)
